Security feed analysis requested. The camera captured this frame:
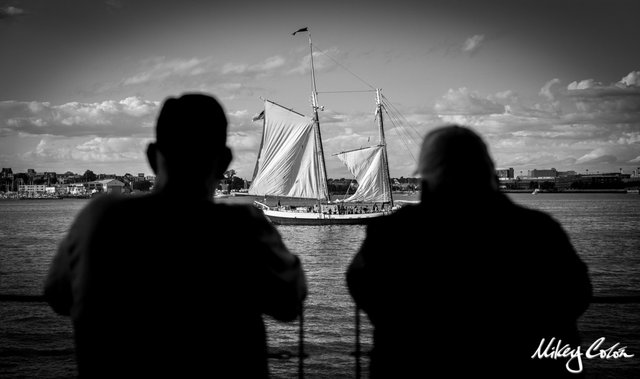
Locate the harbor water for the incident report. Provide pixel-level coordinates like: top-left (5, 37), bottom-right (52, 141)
top-left (1, 193), bottom-right (638, 378)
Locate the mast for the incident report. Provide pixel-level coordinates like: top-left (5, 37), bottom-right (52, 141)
top-left (376, 89), bottom-right (394, 207)
top-left (306, 29), bottom-right (330, 202)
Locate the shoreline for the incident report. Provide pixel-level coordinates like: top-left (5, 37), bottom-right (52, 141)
top-left (501, 189), bottom-right (637, 194)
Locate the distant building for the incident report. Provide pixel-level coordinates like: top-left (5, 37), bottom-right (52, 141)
top-left (66, 183), bottom-right (87, 195)
top-left (530, 168), bottom-right (557, 178)
top-left (87, 179), bottom-right (125, 194)
top-left (18, 184), bottom-right (47, 193)
top-left (1, 168), bottom-right (13, 179)
top-left (495, 168), bottom-right (514, 179)
top-left (570, 173), bottom-right (629, 189)
top-left (1, 168), bottom-right (14, 192)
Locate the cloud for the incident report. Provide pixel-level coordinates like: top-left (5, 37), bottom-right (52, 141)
top-left (563, 70), bottom-right (640, 119)
top-left (105, 0), bottom-right (123, 11)
top-left (539, 78), bottom-right (561, 101)
top-left (432, 71), bottom-right (640, 171)
top-left (221, 55), bottom-right (286, 78)
top-left (122, 57), bottom-right (208, 86)
top-left (0, 6), bottom-right (24, 18)
top-left (576, 148), bottom-right (621, 165)
top-left (435, 88), bottom-right (504, 116)
top-left (462, 34), bottom-right (485, 54)
top-left (619, 71), bottom-right (640, 87)
top-left (288, 48), bottom-right (345, 75)
top-left (201, 82), bottom-right (264, 101)
top-left (567, 79), bottom-right (599, 90)
top-left (24, 136), bottom-right (150, 163)
top-left (1, 97), bottom-right (159, 137)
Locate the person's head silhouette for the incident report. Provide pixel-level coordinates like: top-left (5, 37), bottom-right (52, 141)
top-left (417, 125), bottom-right (497, 194)
top-left (146, 93), bottom-right (232, 198)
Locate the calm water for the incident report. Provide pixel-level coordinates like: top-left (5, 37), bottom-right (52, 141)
top-left (0, 193), bottom-right (638, 378)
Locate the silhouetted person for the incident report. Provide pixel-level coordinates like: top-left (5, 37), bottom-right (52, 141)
top-left (44, 94), bottom-right (307, 378)
top-left (347, 125), bottom-right (591, 378)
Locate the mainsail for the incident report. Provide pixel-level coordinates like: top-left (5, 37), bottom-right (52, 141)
top-left (335, 145), bottom-right (391, 203)
top-left (249, 100), bottom-right (329, 200)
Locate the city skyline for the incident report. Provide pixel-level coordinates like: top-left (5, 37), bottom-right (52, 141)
top-left (1, 0), bottom-right (639, 179)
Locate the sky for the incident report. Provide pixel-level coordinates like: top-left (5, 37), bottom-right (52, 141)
top-left (1, 0), bottom-right (639, 179)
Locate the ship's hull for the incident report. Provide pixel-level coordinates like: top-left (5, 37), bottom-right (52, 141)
top-left (262, 208), bottom-right (384, 225)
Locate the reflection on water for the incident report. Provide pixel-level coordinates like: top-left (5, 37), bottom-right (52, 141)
top-left (0, 193), bottom-right (638, 378)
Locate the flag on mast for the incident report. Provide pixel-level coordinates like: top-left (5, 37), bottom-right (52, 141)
top-left (252, 110), bottom-right (265, 122)
top-left (292, 27), bottom-right (308, 36)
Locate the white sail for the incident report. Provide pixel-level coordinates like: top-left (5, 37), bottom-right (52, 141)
top-left (336, 145), bottom-right (391, 203)
top-left (249, 101), bottom-right (328, 199)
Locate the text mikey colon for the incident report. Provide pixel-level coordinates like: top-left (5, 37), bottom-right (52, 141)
top-left (531, 337), bottom-right (634, 374)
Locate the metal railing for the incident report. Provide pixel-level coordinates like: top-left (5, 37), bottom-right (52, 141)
top-left (2, 294), bottom-right (639, 379)
top-left (350, 296), bottom-right (640, 379)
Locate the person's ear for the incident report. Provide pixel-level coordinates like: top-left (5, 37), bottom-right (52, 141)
top-left (146, 143), bottom-right (159, 174)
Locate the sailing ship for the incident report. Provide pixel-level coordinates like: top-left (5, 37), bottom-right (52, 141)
top-left (249, 29), bottom-right (397, 225)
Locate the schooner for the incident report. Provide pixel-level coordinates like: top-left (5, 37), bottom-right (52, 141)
top-left (249, 28), bottom-right (397, 225)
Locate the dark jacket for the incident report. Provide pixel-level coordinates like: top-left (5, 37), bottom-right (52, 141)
top-left (347, 192), bottom-right (591, 378)
top-left (44, 192), bottom-right (306, 378)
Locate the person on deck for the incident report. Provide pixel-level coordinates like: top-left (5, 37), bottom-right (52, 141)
top-left (346, 125), bottom-right (591, 378)
top-left (44, 94), bottom-right (307, 378)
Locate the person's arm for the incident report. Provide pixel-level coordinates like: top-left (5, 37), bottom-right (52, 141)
top-left (43, 197), bottom-right (111, 317)
top-left (43, 233), bottom-right (74, 316)
top-left (346, 220), bottom-right (381, 324)
top-left (547, 217), bottom-right (592, 318)
top-left (250, 209), bottom-right (307, 322)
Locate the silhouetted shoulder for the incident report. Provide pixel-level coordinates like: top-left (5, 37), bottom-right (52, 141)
top-left (210, 203), bottom-right (272, 226)
top-left (368, 203), bottom-right (423, 228)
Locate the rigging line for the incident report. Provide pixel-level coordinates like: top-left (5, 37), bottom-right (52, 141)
top-left (313, 43), bottom-right (377, 90)
top-left (317, 90), bottom-right (377, 94)
top-left (384, 107), bottom-right (417, 164)
top-left (384, 104), bottom-right (423, 144)
top-left (382, 96), bottom-right (425, 143)
top-left (381, 100), bottom-right (419, 146)
top-left (387, 110), bottom-right (421, 148)
top-left (381, 97), bottom-right (420, 141)
top-left (383, 107), bottom-right (417, 164)
top-left (344, 179), bottom-right (354, 198)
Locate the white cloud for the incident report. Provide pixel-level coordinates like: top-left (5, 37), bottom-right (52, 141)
top-left (619, 71), bottom-right (640, 87)
top-left (567, 79), bottom-right (598, 90)
top-left (432, 72), bottom-right (640, 172)
top-left (462, 34), bottom-right (485, 54)
top-left (0, 6), bottom-right (24, 17)
top-left (123, 57), bottom-right (208, 86)
top-left (1, 97), bottom-right (160, 137)
top-left (221, 55), bottom-right (285, 77)
top-left (288, 48), bottom-right (345, 75)
top-left (539, 78), bottom-right (560, 101)
top-left (435, 88), bottom-right (504, 116)
top-left (23, 136), bottom-right (151, 164)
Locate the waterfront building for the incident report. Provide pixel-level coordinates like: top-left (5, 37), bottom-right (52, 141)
top-left (495, 168), bottom-right (514, 179)
top-left (530, 168), bottom-right (558, 178)
top-left (18, 184), bottom-right (47, 193)
top-left (86, 179), bottom-right (125, 194)
top-left (66, 183), bottom-right (87, 195)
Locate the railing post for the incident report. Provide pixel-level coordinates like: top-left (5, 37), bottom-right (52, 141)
top-left (355, 306), bottom-right (361, 379)
top-left (299, 303), bottom-right (305, 379)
